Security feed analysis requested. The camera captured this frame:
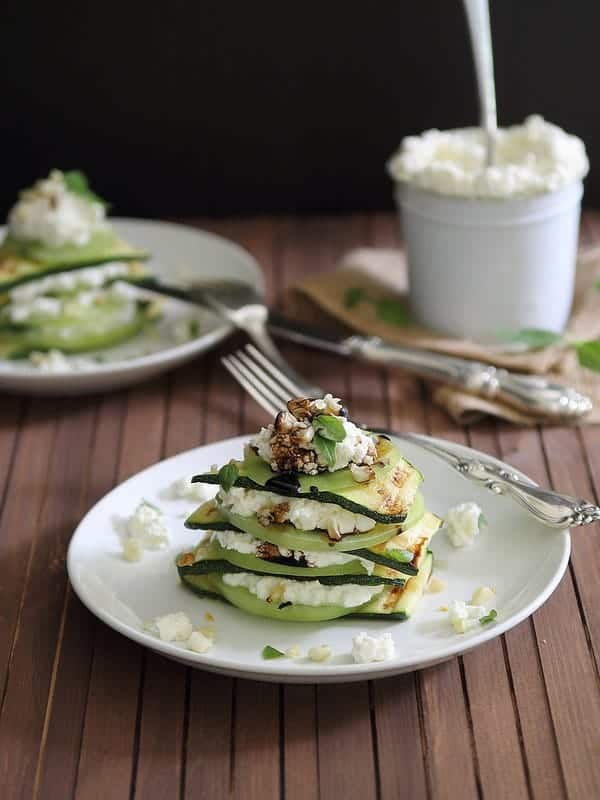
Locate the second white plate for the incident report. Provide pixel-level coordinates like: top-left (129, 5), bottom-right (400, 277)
top-left (0, 218), bottom-right (263, 395)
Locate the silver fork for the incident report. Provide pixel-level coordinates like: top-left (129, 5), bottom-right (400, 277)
top-left (222, 344), bottom-right (600, 529)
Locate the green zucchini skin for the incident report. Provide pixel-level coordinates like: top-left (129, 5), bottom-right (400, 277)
top-left (191, 439), bottom-right (422, 525)
top-left (351, 548), bottom-right (418, 576)
top-left (191, 474), bottom-right (409, 525)
top-left (177, 538), bottom-right (438, 623)
top-left (0, 230), bottom-right (148, 292)
top-left (178, 558), bottom-right (406, 587)
top-left (185, 501), bottom-right (239, 531)
top-left (224, 510), bottom-right (405, 553)
top-left (240, 439), bottom-right (403, 494)
top-left (205, 541), bottom-right (405, 581)
top-left (185, 495), bottom-right (425, 555)
top-left (0, 301), bottom-right (157, 359)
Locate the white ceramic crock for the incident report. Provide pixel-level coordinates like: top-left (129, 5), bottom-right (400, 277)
top-left (395, 180), bottom-right (583, 341)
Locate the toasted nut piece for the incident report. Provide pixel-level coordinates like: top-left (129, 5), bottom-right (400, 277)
top-left (274, 410), bottom-right (296, 432)
top-left (287, 398), bottom-right (314, 420)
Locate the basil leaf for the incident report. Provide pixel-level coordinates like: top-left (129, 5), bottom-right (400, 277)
top-left (479, 609), bottom-right (498, 625)
top-left (262, 645), bottom-right (285, 660)
top-left (478, 512), bottom-right (488, 530)
top-left (344, 287), bottom-right (365, 308)
top-left (63, 170), bottom-right (108, 207)
top-left (313, 433), bottom-right (337, 468)
top-left (575, 340), bottom-right (600, 373)
top-left (218, 463), bottom-right (239, 492)
top-left (314, 414), bottom-right (346, 442)
top-left (375, 299), bottom-right (411, 327)
top-left (497, 328), bottom-right (563, 349)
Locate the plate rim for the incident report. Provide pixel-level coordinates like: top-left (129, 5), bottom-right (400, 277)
top-left (0, 217), bottom-right (263, 380)
top-left (67, 434), bottom-right (571, 683)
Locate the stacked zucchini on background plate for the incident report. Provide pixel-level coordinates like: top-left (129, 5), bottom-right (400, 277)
top-left (0, 170), bottom-right (159, 360)
top-left (178, 396), bottom-right (441, 622)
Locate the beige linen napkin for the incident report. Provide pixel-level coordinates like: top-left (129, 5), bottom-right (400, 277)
top-left (282, 247), bottom-right (600, 425)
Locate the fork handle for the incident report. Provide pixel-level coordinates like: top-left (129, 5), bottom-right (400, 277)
top-left (458, 459), bottom-right (600, 528)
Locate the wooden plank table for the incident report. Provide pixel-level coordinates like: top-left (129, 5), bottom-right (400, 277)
top-left (1, 213), bottom-right (599, 800)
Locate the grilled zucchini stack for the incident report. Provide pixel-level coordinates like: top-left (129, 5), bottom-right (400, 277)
top-left (178, 396), bottom-right (441, 622)
top-left (0, 170), bottom-right (158, 359)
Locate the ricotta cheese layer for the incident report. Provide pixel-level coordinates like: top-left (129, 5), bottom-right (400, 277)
top-left (212, 529), bottom-right (375, 573)
top-left (8, 169), bottom-right (107, 247)
top-left (222, 572), bottom-right (383, 608)
top-left (218, 486), bottom-right (376, 537)
top-left (387, 115), bottom-right (588, 199)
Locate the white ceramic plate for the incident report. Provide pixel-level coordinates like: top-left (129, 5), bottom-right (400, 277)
top-left (67, 434), bottom-right (570, 683)
top-left (0, 219), bottom-right (264, 395)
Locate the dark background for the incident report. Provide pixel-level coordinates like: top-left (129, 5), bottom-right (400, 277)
top-left (1, 1), bottom-right (596, 217)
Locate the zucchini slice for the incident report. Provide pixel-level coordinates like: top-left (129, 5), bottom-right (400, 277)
top-left (177, 541), bottom-right (407, 586)
top-left (353, 552), bottom-right (433, 619)
top-left (240, 438), bottom-right (406, 493)
top-left (185, 494), bottom-right (425, 554)
top-left (0, 229), bottom-right (148, 292)
top-left (180, 572), bottom-right (361, 622)
top-left (178, 550), bottom-right (436, 623)
top-left (0, 299), bottom-right (158, 359)
top-left (178, 559), bottom-right (406, 587)
top-left (191, 446), bottom-right (422, 524)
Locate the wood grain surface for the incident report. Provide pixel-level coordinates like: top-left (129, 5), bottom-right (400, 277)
top-left (1, 213), bottom-right (599, 800)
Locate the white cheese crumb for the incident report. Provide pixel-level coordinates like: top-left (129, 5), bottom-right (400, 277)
top-left (426, 576), bottom-right (446, 594)
top-left (351, 632), bottom-right (395, 664)
top-left (445, 501), bottom-right (484, 548)
top-left (308, 645), bottom-right (332, 662)
top-left (285, 644), bottom-right (302, 659)
top-left (187, 630), bottom-right (214, 653)
top-left (154, 612), bottom-right (194, 642)
top-left (448, 600), bottom-right (485, 634)
top-left (8, 169), bottom-right (107, 247)
top-left (471, 586), bottom-right (496, 607)
top-left (127, 502), bottom-right (170, 549)
top-left (29, 349), bottom-right (74, 373)
top-left (171, 476), bottom-right (209, 502)
top-left (122, 538), bottom-right (144, 562)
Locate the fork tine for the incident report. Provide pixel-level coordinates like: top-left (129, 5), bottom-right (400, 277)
top-left (244, 344), bottom-right (307, 398)
top-left (236, 350), bottom-right (293, 408)
top-left (221, 354), bottom-right (280, 417)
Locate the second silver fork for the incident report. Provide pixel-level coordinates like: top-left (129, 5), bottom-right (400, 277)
top-left (222, 343), bottom-right (600, 529)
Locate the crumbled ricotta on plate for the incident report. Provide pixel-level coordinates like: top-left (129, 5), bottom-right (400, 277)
top-left (222, 572), bottom-right (383, 608)
top-left (445, 501), bottom-right (484, 547)
top-left (28, 349), bottom-right (77, 373)
top-left (351, 632), bottom-right (395, 663)
top-left (448, 600), bottom-right (486, 634)
top-left (426, 576), bottom-right (446, 594)
top-left (218, 487), bottom-right (375, 538)
top-left (126, 501), bottom-right (170, 553)
top-left (154, 611), bottom-right (194, 642)
top-left (187, 630), bottom-right (214, 653)
top-left (471, 586), bottom-right (496, 606)
top-left (171, 476), bottom-right (209, 502)
top-left (308, 645), bottom-right (332, 662)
